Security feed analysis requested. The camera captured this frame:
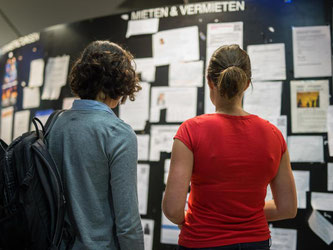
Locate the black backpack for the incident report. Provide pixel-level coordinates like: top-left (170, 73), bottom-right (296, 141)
top-left (0, 110), bottom-right (74, 250)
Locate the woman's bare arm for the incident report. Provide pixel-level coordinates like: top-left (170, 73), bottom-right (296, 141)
top-left (162, 139), bottom-right (193, 225)
top-left (264, 150), bottom-right (297, 221)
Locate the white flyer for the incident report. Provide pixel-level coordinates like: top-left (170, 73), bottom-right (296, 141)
top-left (288, 136), bottom-right (324, 163)
top-left (290, 80), bottom-right (329, 133)
top-left (28, 58), bottom-right (45, 87)
top-left (42, 55), bottom-right (70, 100)
top-left (308, 210), bottom-right (333, 245)
top-left (270, 226), bottom-right (297, 250)
top-left (292, 25), bottom-right (332, 78)
top-left (13, 110), bottom-right (30, 139)
top-left (23, 87), bottom-right (40, 109)
top-left (137, 134), bottom-right (150, 161)
top-left (311, 192), bottom-right (333, 212)
top-left (153, 26), bottom-right (199, 66)
top-left (149, 125), bottom-right (178, 161)
top-left (247, 43), bottom-right (286, 81)
top-left (150, 87), bottom-right (197, 123)
top-left (137, 164), bottom-right (150, 215)
top-left (293, 170), bottom-right (310, 209)
top-left (141, 219), bottom-right (154, 250)
top-left (126, 18), bottom-right (159, 38)
top-left (134, 58), bottom-right (156, 82)
top-left (169, 61), bottom-right (204, 87)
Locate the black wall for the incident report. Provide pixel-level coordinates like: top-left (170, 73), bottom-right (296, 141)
top-left (1, 1), bottom-right (332, 249)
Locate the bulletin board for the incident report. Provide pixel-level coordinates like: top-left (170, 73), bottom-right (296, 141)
top-left (1, 0), bottom-right (333, 249)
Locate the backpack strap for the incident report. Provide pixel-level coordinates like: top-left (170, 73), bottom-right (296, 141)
top-left (0, 139), bottom-right (7, 153)
top-left (32, 117), bottom-right (45, 138)
top-left (44, 110), bottom-right (65, 137)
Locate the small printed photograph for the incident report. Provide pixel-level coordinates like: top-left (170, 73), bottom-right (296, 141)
top-left (297, 91), bottom-right (320, 108)
top-left (157, 92), bottom-right (166, 106)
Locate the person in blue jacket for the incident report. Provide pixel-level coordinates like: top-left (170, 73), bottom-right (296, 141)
top-left (48, 40), bottom-right (144, 250)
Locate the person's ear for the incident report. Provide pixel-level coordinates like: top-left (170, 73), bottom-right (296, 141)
top-left (207, 78), bottom-right (215, 90)
top-left (244, 79), bottom-right (251, 91)
top-left (98, 91), bottom-right (106, 101)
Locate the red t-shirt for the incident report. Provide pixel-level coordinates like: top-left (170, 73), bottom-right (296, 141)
top-left (174, 113), bottom-right (286, 248)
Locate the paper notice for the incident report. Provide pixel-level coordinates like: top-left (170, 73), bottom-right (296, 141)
top-left (247, 43), bottom-right (286, 81)
top-left (137, 164), bottom-right (150, 215)
top-left (149, 125), bottom-right (178, 161)
top-left (28, 58), bottom-right (45, 87)
top-left (150, 87), bottom-right (197, 123)
top-left (13, 110), bottom-right (30, 139)
top-left (126, 18), bottom-right (159, 38)
top-left (169, 61), bottom-right (204, 87)
top-left (308, 210), bottom-right (333, 245)
top-left (153, 26), bottom-right (199, 66)
top-left (141, 219), bottom-right (154, 250)
top-left (134, 58), bottom-right (156, 82)
top-left (137, 134), bottom-right (150, 161)
top-left (292, 25), bottom-right (332, 78)
top-left (206, 22), bottom-right (243, 50)
top-left (293, 170), bottom-right (310, 209)
top-left (23, 87), bottom-right (40, 109)
top-left (290, 80), bottom-right (329, 133)
top-left (328, 163), bottom-right (333, 191)
top-left (311, 192), bottom-right (333, 212)
top-left (288, 136), bottom-right (324, 163)
top-left (42, 55), bottom-right (70, 100)
top-left (270, 226), bottom-right (297, 250)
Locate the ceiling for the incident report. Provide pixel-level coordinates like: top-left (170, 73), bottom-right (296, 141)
top-left (0, 0), bottom-right (189, 49)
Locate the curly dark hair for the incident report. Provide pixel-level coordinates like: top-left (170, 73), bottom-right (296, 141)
top-left (69, 40), bottom-right (141, 103)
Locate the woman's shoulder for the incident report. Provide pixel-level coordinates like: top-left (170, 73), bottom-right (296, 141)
top-left (184, 113), bottom-right (217, 124)
top-left (253, 115), bottom-right (280, 131)
top-left (253, 116), bottom-right (286, 143)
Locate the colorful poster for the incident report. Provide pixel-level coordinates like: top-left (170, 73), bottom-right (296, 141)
top-left (2, 54), bottom-right (18, 107)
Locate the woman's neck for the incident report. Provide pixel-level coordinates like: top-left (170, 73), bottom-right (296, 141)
top-left (214, 96), bottom-right (249, 116)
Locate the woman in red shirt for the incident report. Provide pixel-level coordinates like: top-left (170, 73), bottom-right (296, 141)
top-left (162, 44), bottom-right (297, 250)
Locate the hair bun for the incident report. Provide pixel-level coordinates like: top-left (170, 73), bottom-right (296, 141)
top-left (218, 66), bottom-right (248, 99)
top-left (207, 44), bottom-right (251, 99)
